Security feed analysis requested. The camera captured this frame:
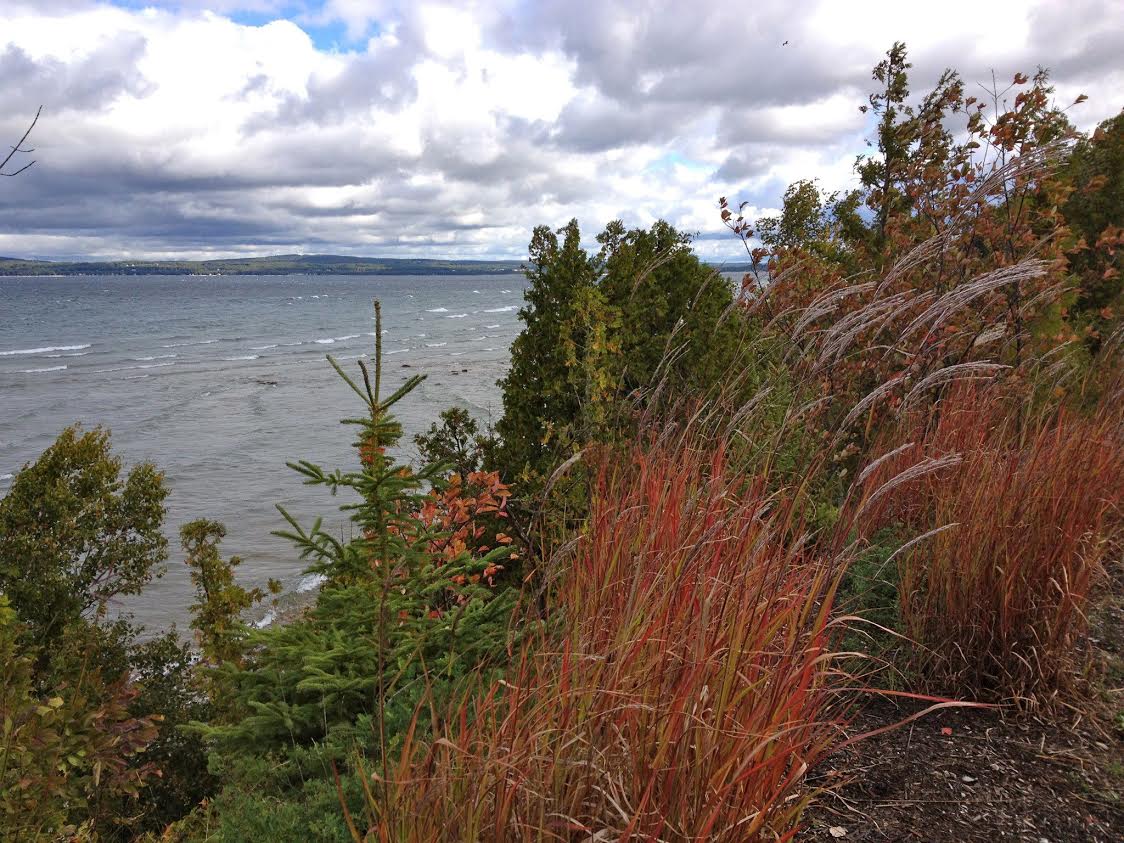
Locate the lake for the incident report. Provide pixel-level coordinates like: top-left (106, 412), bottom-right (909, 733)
top-left (0, 273), bottom-right (524, 634)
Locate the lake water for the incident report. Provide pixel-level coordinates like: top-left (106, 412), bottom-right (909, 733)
top-left (0, 273), bottom-right (524, 634)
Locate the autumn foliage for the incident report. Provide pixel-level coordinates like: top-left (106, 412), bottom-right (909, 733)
top-left (349, 433), bottom-right (854, 841)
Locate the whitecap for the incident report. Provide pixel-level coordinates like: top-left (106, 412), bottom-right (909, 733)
top-left (425, 342), bottom-right (447, 348)
top-left (485, 324), bottom-right (501, 329)
top-left (385, 348), bottom-right (410, 355)
top-left (334, 334), bottom-right (360, 341)
top-left (0, 473), bottom-right (13, 482)
top-left (162, 339), bottom-right (217, 348)
top-left (251, 344), bottom-right (278, 350)
top-left (450, 352), bottom-right (466, 357)
top-left (483, 305), bottom-right (517, 313)
top-left (0, 343), bottom-right (90, 357)
top-left (19, 365), bottom-right (66, 373)
top-left (426, 307), bottom-right (449, 313)
top-left (297, 573), bottom-right (325, 593)
top-left (445, 313), bottom-right (468, 318)
top-left (133, 354), bottom-right (177, 361)
top-left (314, 338), bottom-right (335, 344)
top-left (93, 362), bottom-right (175, 373)
top-left (46, 351), bottom-right (91, 358)
top-left (224, 355), bottom-right (260, 361)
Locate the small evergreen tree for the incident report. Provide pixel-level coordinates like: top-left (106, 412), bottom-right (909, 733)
top-left (414, 406), bottom-right (494, 479)
top-left (197, 302), bottom-right (518, 837)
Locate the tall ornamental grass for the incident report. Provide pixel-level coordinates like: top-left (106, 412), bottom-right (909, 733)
top-left (348, 432), bottom-right (855, 841)
top-left (860, 385), bottom-right (1124, 704)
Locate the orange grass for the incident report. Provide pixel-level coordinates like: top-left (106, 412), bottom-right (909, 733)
top-left (860, 386), bottom-right (1124, 704)
top-left (351, 434), bottom-right (855, 841)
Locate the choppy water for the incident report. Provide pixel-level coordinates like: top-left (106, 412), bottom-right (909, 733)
top-left (0, 273), bottom-right (524, 634)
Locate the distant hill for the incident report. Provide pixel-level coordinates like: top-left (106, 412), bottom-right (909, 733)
top-left (0, 253), bottom-right (760, 277)
top-left (0, 253), bottom-right (526, 276)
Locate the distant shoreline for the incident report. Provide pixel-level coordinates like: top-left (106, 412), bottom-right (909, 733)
top-left (0, 253), bottom-right (527, 277)
top-left (0, 253), bottom-right (758, 277)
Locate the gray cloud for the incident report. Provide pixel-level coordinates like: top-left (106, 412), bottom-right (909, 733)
top-left (1, 0), bottom-right (1122, 262)
top-left (0, 35), bottom-right (151, 114)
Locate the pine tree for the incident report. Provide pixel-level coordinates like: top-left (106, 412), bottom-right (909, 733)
top-left (200, 301), bottom-right (517, 777)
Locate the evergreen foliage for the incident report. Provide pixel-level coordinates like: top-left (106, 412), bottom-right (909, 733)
top-left (495, 218), bottom-right (748, 482)
top-left (195, 303), bottom-right (520, 837)
top-left (414, 406), bottom-right (494, 479)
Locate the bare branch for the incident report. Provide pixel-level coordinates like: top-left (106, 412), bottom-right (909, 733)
top-left (1, 106), bottom-right (42, 177)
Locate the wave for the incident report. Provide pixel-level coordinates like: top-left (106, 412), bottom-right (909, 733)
top-left (251, 344), bottom-right (278, 350)
top-left (445, 313), bottom-right (468, 318)
top-left (485, 324), bottom-right (501, 329)
top-left (18, 365), bottom-right (67, 373)
top-left (93, 361), bottom-right (176, 374)
top-left (162, 339), bottom-right (217, 348)
top-left (0, 343), bottom-right (90, 357)
top-left (223, 354), bottom-right (260, 361)
top-left (0, 473), bottom-right (13, 482)
top-left (334, 334), bottom-right (360, 341)
top-left (426, 307), bottom-right (449, 313)
top-left (133, 354), bottom-right (177, 361)
top-left (425, 342), bottom-right (447, 348)
top-left (483, 305), bottom-right (517, 313)
top-left (385, 348), bottom-right (410, 355)
top-left (46, 351), bottom-right (92, 358)
top-left (314, 338), bottom-right (336, 344)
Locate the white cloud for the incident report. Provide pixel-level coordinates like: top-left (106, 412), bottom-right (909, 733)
top-left (0, 0), bottom-right (1121, 262)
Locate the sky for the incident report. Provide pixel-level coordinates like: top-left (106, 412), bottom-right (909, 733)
top-left (1, 0), bottom-right (1122, 263)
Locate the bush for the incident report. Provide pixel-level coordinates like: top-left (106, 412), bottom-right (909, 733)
top-left (0, 425), bottom-right (167, 645)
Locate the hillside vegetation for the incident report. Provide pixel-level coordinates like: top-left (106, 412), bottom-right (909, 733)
top-left (2, 44), bottom-right (1123, 841)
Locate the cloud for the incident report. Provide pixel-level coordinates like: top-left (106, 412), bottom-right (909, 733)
top-left (0, 0), bottom-right (1121, 262)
